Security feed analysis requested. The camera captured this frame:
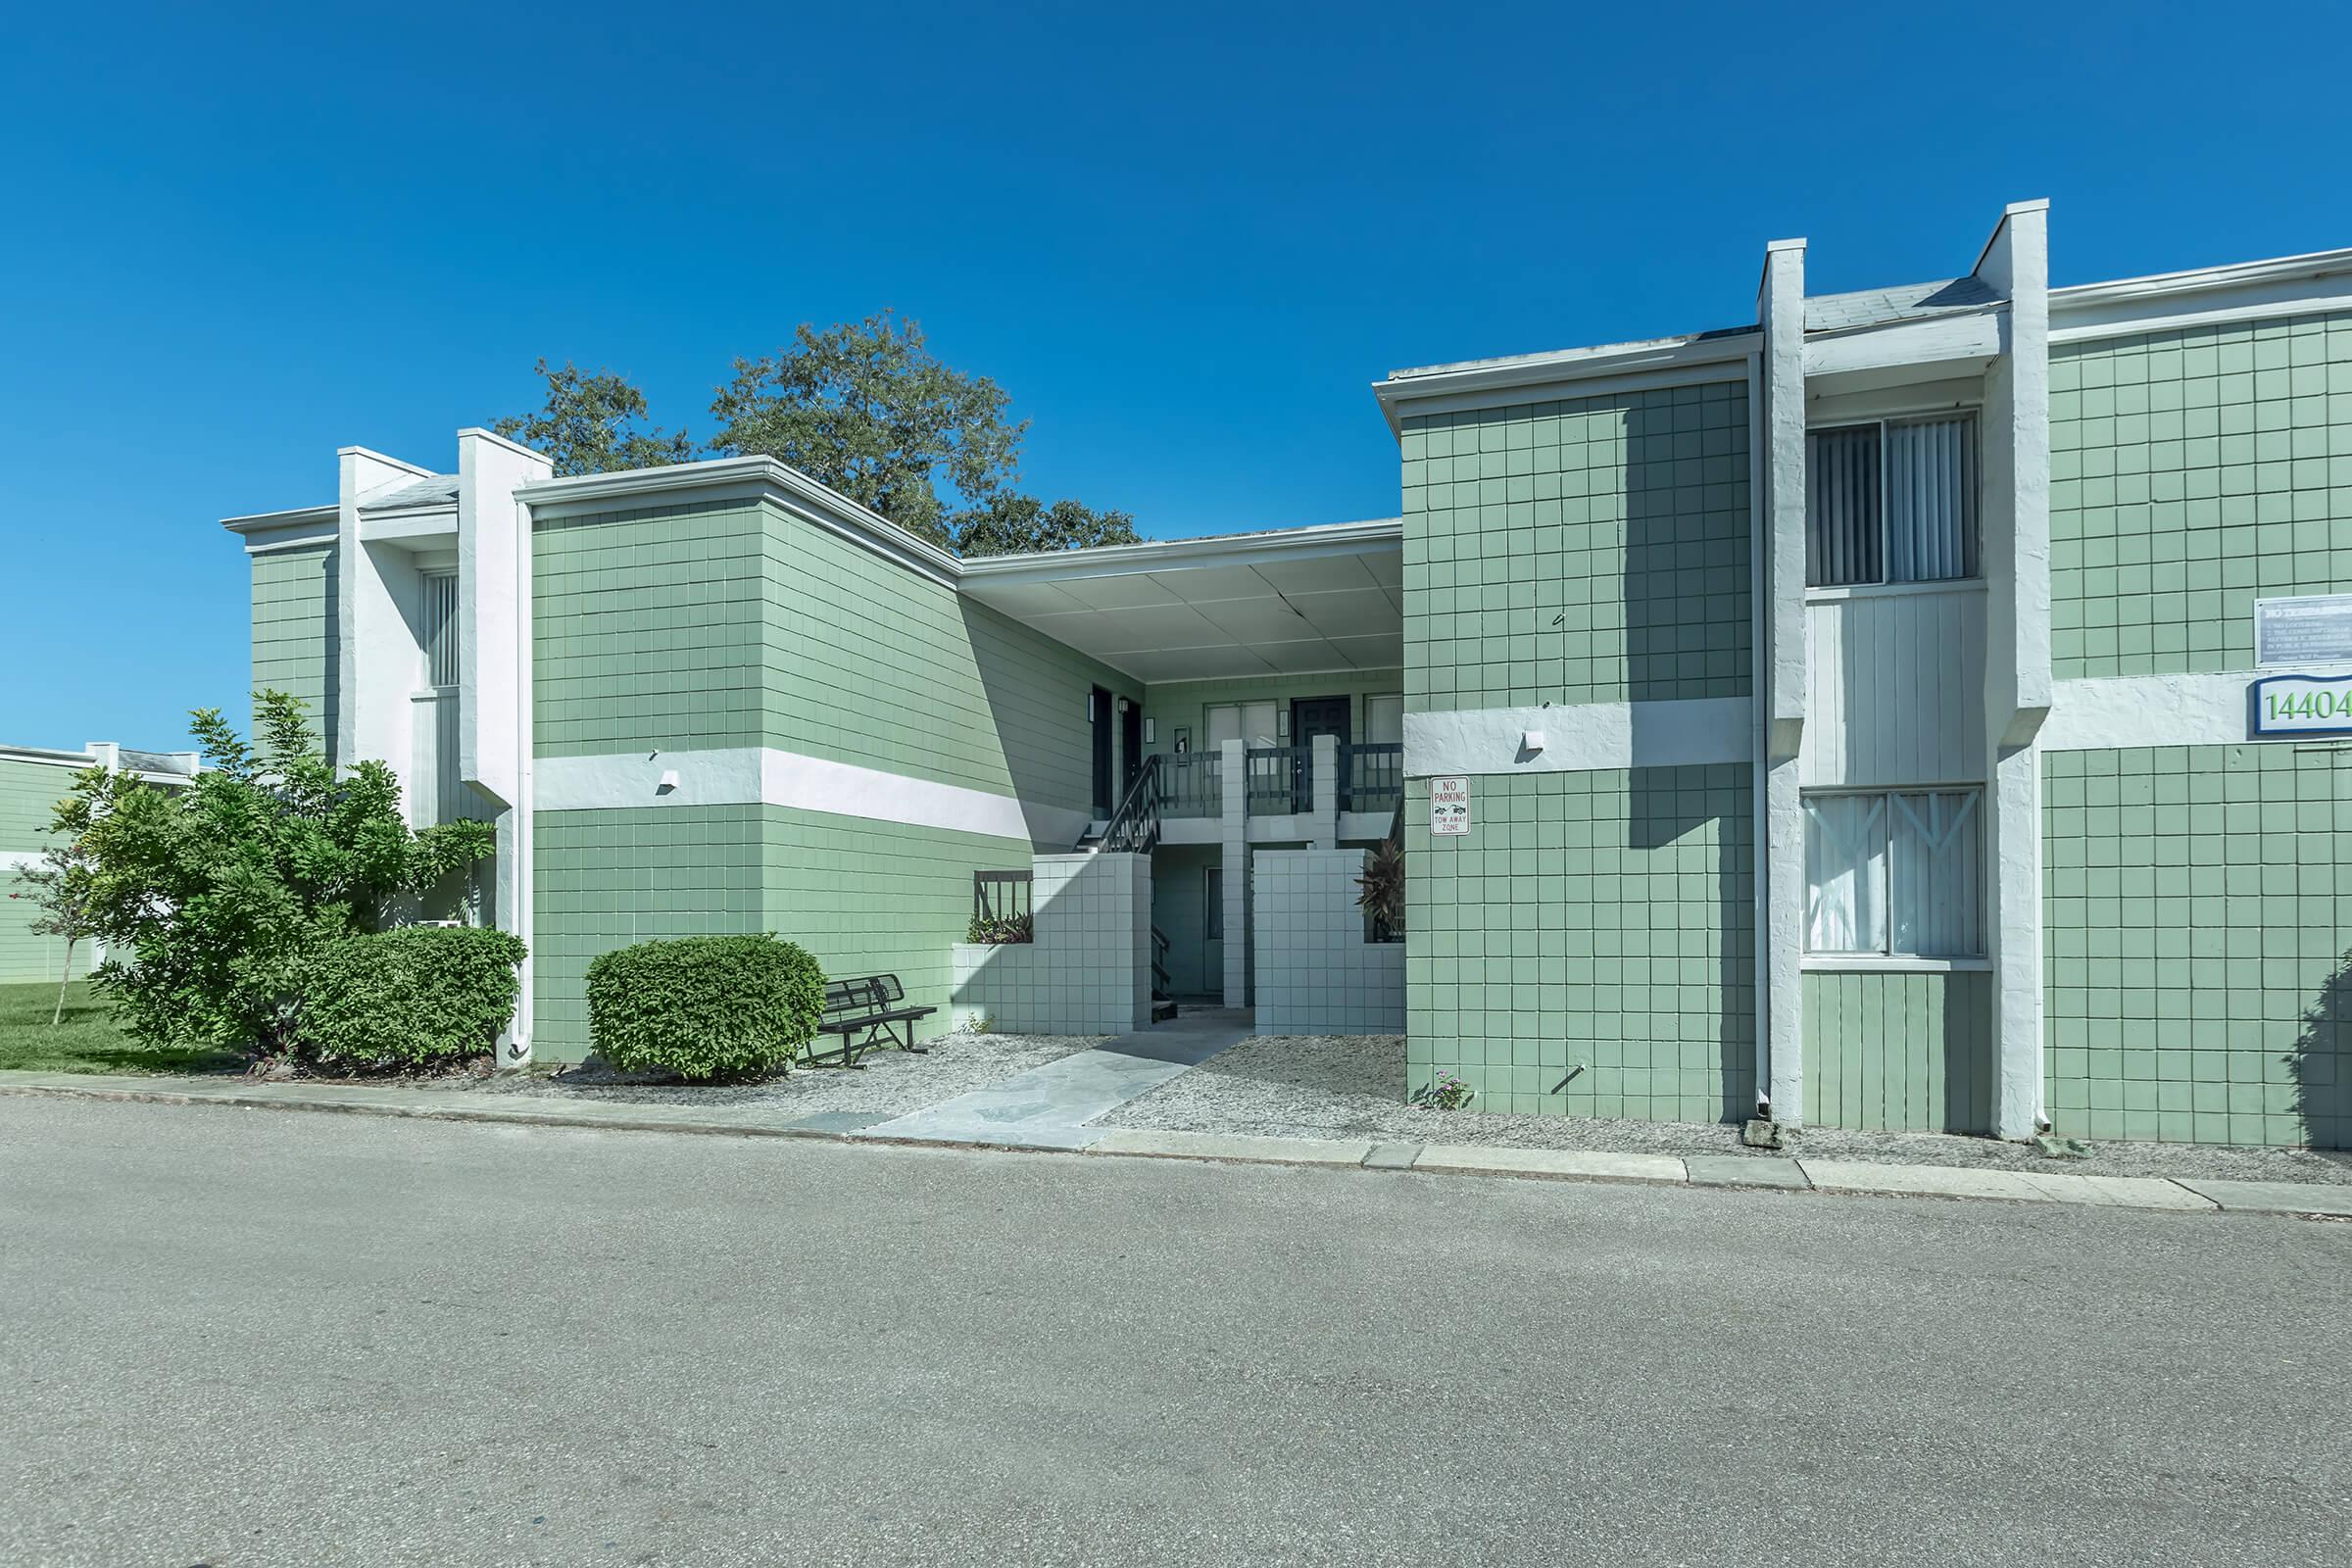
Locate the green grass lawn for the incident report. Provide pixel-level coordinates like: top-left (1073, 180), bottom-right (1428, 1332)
top-left (0, 979), bottom-right (244, 1076)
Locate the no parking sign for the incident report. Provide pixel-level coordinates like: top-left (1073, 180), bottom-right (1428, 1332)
top-left (1429, 776), bottom-right (1470, 836)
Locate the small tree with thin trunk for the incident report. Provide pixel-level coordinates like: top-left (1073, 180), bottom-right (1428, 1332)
top-left (9, 789), bottom-right (103, 1025)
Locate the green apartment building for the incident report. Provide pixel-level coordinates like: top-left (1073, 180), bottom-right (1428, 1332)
top-left (220, 201), bottom-right (2352, 1148)
top-left (1, 742), bottom-right (199, 984)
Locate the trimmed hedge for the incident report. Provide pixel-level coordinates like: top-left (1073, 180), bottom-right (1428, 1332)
top-left (295, 926), bottom-right (528, 1068)
top-left (585, 934), bottom-right (825, 1081)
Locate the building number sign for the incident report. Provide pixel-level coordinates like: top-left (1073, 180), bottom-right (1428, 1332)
top-left (2252, 675), bottom-right (2352, 738)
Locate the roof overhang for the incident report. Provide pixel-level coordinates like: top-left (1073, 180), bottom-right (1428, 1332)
top-left (2051, 247), bottom-right (2352, 344)
top-left (959, 519), bottom-right (1404, 684)
top-left (1372, 329), bottom-right (1760, 437)
top-left (517, 455), bottom-right (965, 589)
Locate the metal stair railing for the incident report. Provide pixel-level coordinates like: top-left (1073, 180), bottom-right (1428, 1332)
top-left (1092, 753), bottom-right (1162, 855)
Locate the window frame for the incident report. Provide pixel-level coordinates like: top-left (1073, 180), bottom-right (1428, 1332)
top-left (419, 568), bottom-right (461, 691)
top-left (1804, 411), bottom-right (1983, 592)
top-left (1799, 784), bottom-right (1989, 967)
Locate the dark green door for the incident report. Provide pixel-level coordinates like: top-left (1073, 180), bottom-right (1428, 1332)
top-left (1289, 696), bottom-right (1350, 812)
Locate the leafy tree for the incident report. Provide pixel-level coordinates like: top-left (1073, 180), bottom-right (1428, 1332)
top-left (493, 359), bottom-right (698, 478)
top-left (8, 808), bottom-right (103, 1026)
top-left (74, 692), bottom-right (497, 1059)
top-left (949, 495), bottom-right (1142, 559)
top-left (708, 312), bottom-right (1027, 550)
top-left (503, 317), bottom-right (1144, 555)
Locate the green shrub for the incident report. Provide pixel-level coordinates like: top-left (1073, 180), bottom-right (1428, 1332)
top-left (585, 934), bottom-right (825, 1081)
top-left (294, 926), bottom-right (528, 1069)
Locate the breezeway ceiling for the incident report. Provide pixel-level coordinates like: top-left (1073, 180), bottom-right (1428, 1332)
top-left (958, 525), bottom-right (1404, 684)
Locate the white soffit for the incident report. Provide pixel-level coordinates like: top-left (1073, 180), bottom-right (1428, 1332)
top-left (959, 525), bottom-right (1406, 682)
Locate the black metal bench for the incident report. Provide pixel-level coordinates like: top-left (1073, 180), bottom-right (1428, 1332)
top-left (811, 975), bottom-right (936, 1066)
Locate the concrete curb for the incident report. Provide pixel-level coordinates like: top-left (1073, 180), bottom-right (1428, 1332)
top-left (6, 1073), bottom-right (2349, 1219)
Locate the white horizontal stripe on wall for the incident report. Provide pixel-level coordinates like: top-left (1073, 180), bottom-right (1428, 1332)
top-left (2040, 668), bottom-right (2352, 752)
top-left (1403, 697), bottom-right (1751, 779)
top-left (533, 747), bottom-right (1088, 847)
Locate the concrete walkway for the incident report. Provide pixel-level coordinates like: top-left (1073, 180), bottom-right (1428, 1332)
top-left (4, 1064), bottom-right (2349, 1219)
top-left (855, 1009), bottom-right (1252, 1150)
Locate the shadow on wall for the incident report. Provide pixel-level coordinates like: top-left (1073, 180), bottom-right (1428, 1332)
top-left (2291, 955), bottom-right (2352, 1152)
top-left (962, 600), bottom-right (1108, 847)
top-left (1628, 762), bottom-right (1754, 1123)
top-left (1620, 390), bottom-right (1746, 707)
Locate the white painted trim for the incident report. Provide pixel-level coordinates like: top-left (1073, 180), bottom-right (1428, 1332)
top-left (531, 746), bottom-right (1089, 847)
top-left (220, 503), bottom-right (337, 537)
top-left (358, 508), bottom-right (459, 542)
top-left (239, 529), bottom-right (338, 556)
top-left (1802, 310), bottom-right (2002, 380)
top-left (1804, 577), bottom-right (1985, 606)
top-left (2050, 247), bottom-right (2352, 343)
top-left (1801, 955), bottom-right (1992, 974)
top-left (0, 850), bottom-right (41, 870)
top-left (958, 517), bottom-right (1402, 583)
top-left (2039, 667), bottom-right (2352, 752)
top-left (1402, 698), bottom-right (1752, 778)
top-left (1375, 351), bottom-right (1758, 435)
top-left (517, 455), bottom-right (962, 589)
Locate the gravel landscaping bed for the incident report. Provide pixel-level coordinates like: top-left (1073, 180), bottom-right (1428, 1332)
top-left (1099, 1034), bottom-right (2352, 1186)
top-left (444, 1029), bottom-right (1106, 1119)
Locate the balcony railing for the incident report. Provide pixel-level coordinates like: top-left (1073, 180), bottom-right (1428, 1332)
top-left (1159, 751), bottom-right (1222, 818)
top-left (1244, 746), bottom-right (1309, 816)
top-left (1340, 742), bottom-right (1402, 815)
top-left (971, 869), bottom-right (1034, 943)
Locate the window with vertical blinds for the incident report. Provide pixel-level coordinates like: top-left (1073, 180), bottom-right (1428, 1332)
top-left (1806, 415), bottom-right (1978, 587)
top-left (1803, 788), bottom-right (1983, 957)
top-left (421, 570), bottom-right (460, 688)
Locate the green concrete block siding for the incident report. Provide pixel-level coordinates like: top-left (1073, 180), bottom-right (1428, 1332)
top-left (2049, 310), bottom-right (2352, 679)
top-left (2043, 743), bottom-right (2352, 1148)
top-left (528, 496), bottom-right (1132, 1059)
top-left (1401, 764), bottom-right (1754, 1121)
top-left (531, 806), bottom-right (1029, 1061)
top-left (0, 759), bottom-right (79, 983)
top-left (250, 542), bottom-right (339, 760)
top-left (1802, 969), bottom-right (1992, 1134)
top-left (534, 498), bottom-right (1134, 813)
top-left (535, 500), bottom-right (767, 758)
top-left (1400, 379), bottom-right (1749, 711)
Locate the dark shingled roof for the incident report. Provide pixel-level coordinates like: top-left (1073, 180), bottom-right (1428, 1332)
top-left (1805, 276), bottom-right (2001, 334)
top-left (363, 473), bottom-right (461, 511)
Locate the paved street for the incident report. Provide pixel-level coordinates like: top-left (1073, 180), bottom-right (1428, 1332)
top-left (2, 1099), bottom-right (2346, 1566)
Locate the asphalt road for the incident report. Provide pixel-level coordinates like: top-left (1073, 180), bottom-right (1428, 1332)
top-left (1, 1099), bottom-right (2346, 1567)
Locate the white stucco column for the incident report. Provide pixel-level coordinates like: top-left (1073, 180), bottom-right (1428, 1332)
top-left (1310, 733), bottom-right (1338, 850)
top-left (1220, 739), bottom-right (1248, 1008)
top-left (458, 427), bottom-right (554, 1065)
top-left (1976, 200), bottom-right (2054, 1138)
top-left (334, 447), bottom-right (436, 781)
top-left (1758, 237), bottom-right (1810, 1125)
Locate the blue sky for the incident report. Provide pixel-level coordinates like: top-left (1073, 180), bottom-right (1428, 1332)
top-left (3, 1), bottom-right (2347, 749)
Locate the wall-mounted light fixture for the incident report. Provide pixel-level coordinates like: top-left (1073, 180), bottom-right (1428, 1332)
top-left (1276, 709), bottom-right (1291, 738)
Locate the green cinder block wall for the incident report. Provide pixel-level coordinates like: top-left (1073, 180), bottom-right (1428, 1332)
top-left (1803, 970), bottom-right (1992, 1134)
top-left (2049, 309), bottom-right (2352, 680)
top-left (1401, 380), bottom-right (1750, 711)
top-left (0, 759), bottom-right (80, 984)
top-left (1402, 765), bottom-right (1755, 1121)
top-left (527, 494), bottom-right (1132, 1059)
top-left (1398, 378), bottom-right (1753, 1121)
top-left (250, 541), bottom-right (340, 760)
top-left (2042, 743), bottom-right (2352, 1149)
